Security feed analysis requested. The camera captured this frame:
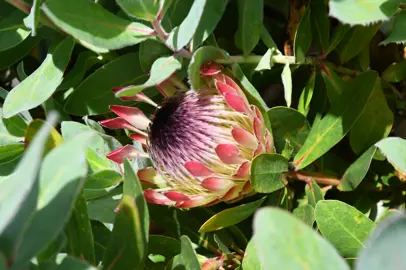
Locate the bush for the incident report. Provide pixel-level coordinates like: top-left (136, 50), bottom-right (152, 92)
top-left (1, 0), bottom-right (406, 269)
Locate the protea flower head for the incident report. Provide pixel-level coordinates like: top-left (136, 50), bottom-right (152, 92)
top-left (101, 62), bottom-right (274, 208)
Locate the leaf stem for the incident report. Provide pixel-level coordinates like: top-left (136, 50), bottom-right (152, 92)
top-left (216, 55), bottom-right (313, 66)
top-left (285, 171), bottom-right (341, 186)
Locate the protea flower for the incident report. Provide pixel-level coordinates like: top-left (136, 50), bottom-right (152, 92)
top-left (100, 62), bottom-right (274, 208)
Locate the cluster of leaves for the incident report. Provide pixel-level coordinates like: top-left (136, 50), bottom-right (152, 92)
top-left (1, 0), bottom-right (406, 269)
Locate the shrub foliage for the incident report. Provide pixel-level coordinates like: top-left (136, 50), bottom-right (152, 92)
top-left (1, 0), bottom-right (406, 269)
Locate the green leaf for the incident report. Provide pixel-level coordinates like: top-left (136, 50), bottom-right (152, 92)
top-left (305, 179), bottom-right (324, 208)
top-left (382, 59), bottom-right (406, 82)
top-left (293, 71), bottom-right (378, 170)
top-left (294, 7), bottom-right (312, 63)
top-left (57, 51), bottom-right (103, 91)
top-left (0, 113), bottom-right (57, 236)
top-left (336, 23), bottom-right (380, 63)
top-left (321, 65), bottom-right (346, 102)
top-left (0, 36), bottom-right (39, 70)
top-left (145, 235), bottom-right (181, 269)
top-left (166, 0), bottom-right (207, 51)
top-left (55, 255), bottom-right (98, 270)
top-left (260, 25), bottom-right (280, 52)
top-left (329, 0), bottom-right (402, 25)
top-left (3, 37), bottom-right (75, 118)
top-left (310, 0), bottom-right (329, 53)
top-left (315, 200), bottom-right (376, 258)
top-left (92, 220), bottom-right (111, 264)
top-left (65, 53), bottom-right (147, 116)
top-left (12, 131), bottom-right (94, 268)
top-left (241, 240), bottom-right (263, 270)
top-left (115, 56), bottom-right (182, 97)
top-left (375, 137), bottom-right (406, 177)
top-left (23, 0), bottom-right (42, 36)
top-left (102, 194), bottom-right (148, 270)
top-left (190, 0), bottom-right (228, 51)
top-left (293, 204), bottom-right (315, 227)
top-left (2, 114), bottom-right (27, 138)
top-left (356, 213), bottom-right (406, 270)
top-left (325, 23), bottom-right (350, 55)
top-left (349, 83), bottom-right (393, 154)
top-left (84, 170), bottom-right (122, 199)
top-left (170, 235), bottom-right (201, 270)
top-left (87, 187), bottom-right (122, 225)
top-left (235, 0), bottom-right (263, 55)
top-left (139, 39), bottom-right (172, 72)
top-left (123, 158), bottom-right (149, 243)
top-left (43, 0), bottom-right (153, 52)
top-left (65, 191), bottom-right (96, 265)
top-left (253, 207), bottom-right (350, 270)
top-left (0, 144), bottom-right (24, 164)
top-left (199, 197), bottom-right (267, 232)
top-left (268, 106), bottom-right (310, 155)
top-left (188, 46), bottom-right (229, 90)
top-left (116, 0), bottom-right (160, 21)
top-left (0, 10), bottom-right (30, 51)
top-left (0, 112), bottom-right (24, 146)
top-left (381, 10), bottom-right (406, 44)
top-left (298, 71), bottom-right (315, 116)
top-left (339, 146), bottom-right (377, 191)
top-left (281, 64), bottom-right (292, 107)
top-left (251, 153), bottom-right (288, 193)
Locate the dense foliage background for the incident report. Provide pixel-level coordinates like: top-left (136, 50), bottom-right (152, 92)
top-left (1, 0), bottom-right (406, 269)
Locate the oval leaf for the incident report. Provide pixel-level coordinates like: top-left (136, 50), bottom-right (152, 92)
top-left (253, 207), bottom-right (350, 270)
top-left (43, 0), bottom-right (153, 51)
top-left (251, 153), bottom-right (288, 193)
top-left (315, 200), bottom-right (376, 258)
top-left (329, 0), bottom-right (401, 25)
top-left (356, 213), bottom-right (406, 270)
top-left (375, 137), bottom-right (406, 178)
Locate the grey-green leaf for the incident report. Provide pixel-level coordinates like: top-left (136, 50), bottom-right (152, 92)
top-left (116, 0), bottom-right (160, 21)
top-left (253, 207), bottom-right (350, 270)
top-left (166, 0), bottom-right (207, 51)
top-left (43, 0), bottom-right (153, 51)
top-left (0, 113), bottom-right (57, 235)
top-left (12, 131), bottom-right (94, 267)
top-left (375, 137), bottom-right (406, 177)
top-left (356, 213), bottom-right (406, 270)
top-left (3, 37), bottom-right (75, 118)
top-left (115, 56), bottom-right (182, 97)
